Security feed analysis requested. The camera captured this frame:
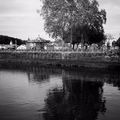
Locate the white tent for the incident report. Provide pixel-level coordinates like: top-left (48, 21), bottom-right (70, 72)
top-left (17, 45), bottom-right (26, 50)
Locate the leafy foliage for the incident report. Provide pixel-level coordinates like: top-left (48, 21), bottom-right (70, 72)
top-left (115, 37), bottom-right (120, 48)
top-left (40, 0), bottom-right (106, 45)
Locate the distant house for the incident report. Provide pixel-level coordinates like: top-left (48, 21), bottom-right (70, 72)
top-left (26, 36), bottom-right (50, 50)
top-left (46, 42), bottom-right (55, 51)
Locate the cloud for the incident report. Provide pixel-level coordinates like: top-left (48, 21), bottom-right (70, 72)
top-left (97, 0), bottom-right (120, 36)
top-left (0, 15), bottom-right (49, 39)
top-left (99, 0), bottom-right (120, 6)
top-left (0, 0), bottom-right (41, 16)
top-left (0, 0), bottom-right (50, 40)
top-left (0, 0), bottom-right (120, 39)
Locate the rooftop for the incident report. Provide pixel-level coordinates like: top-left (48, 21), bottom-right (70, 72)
top-left (27, 36), bottom-right (50, 43)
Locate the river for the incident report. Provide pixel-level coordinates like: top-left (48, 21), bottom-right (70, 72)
top-left (0, 64), bottom-right (120, 120)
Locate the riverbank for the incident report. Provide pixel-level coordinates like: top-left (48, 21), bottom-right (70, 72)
top-left (0, 51), bottom-right (120, 69)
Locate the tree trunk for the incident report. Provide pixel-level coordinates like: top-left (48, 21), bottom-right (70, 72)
top-left (77, 43), bottom-right (79, 49)
top-left (70, 26), bottom-right (72, 45)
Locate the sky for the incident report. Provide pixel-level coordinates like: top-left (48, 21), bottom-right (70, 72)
top-left (0, 0), bottom-right (120, 40)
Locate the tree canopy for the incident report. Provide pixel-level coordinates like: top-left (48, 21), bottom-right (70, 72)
top-left (115, 37), bottom-right (120, 48)
top-left (40, 0), bottom-right (106, 45)
top-left (0, 35), bottom-right (25, 45)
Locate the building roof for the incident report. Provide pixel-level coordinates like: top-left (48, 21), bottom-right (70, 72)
top-left (27, 36), bottom-right (50, 43)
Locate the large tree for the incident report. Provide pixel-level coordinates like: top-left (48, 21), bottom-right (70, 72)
top-left (115, 37), bottom-right (120, 48)
top-left (40, 0), bottom-right (106, 46)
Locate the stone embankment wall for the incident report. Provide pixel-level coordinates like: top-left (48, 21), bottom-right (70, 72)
top-left (0, 51), bottom-right (119, 68)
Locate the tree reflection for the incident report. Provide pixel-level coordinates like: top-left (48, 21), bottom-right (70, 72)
top-left (105, 71), bottom-right (120, 90)
top-left (27, 68), bottom-right (50, 84)
top-left (27, 67), bottom-right (62, 84)
top-left (43, 70), bottom-right (106, 120)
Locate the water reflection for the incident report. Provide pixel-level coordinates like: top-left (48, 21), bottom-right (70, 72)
top-left (43, 70), bottom-right (106, 120)
top-left (0, 64), bottom-right (120, 120)
top-left (27, 68), bottom-right (51, 84)
top-left (105, 72), bottom-right (120, 90)
top-left (0, 65), bottom-right (62, 120)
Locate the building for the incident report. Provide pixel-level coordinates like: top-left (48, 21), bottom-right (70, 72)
top-left (26, 36), bottom-right (50, 50)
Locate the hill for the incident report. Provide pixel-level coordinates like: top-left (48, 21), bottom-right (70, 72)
top-left (0, 35), bottom-right (26, 45)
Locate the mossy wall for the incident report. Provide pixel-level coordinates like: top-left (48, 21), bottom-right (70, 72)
top-left (0, 51), bottom-right (119, 68)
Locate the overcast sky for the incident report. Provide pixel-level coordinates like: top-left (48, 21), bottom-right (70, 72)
top-left (0, 0), bottom-right (120, 40)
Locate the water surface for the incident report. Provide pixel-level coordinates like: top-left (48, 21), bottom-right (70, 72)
top-left (0, 65), bottom-right (120, 120)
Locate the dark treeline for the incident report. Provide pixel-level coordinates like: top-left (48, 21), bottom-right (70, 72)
top-left (0, 35), bottom-right (26, 45)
